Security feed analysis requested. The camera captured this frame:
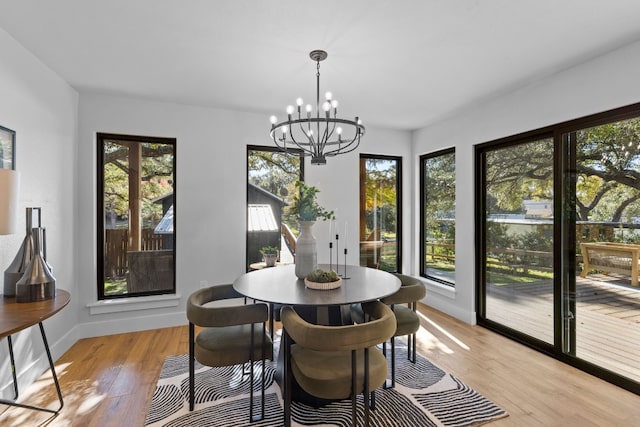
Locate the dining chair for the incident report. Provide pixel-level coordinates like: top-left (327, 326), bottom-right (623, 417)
top-left (381, 273), bottom-right (426, 388)
top-left (350, 273), bottom-right (426, 389)
top-left (186, 284), bottom-right (273, 422)
top-left (281, 301), bottom-right (396, 427)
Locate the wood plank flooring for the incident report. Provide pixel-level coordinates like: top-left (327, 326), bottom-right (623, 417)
top-left (1, 304), bottom-right (639, 426)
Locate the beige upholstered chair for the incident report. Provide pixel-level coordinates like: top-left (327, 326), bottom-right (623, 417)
top-left (381, 273), bottom-right (426, 388)
top-left (187, 284), bottom-right (273, 422)
top-left (281, 301), bottom-right (396, 427)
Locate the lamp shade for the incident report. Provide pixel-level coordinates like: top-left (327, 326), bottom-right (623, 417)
top-left (0, 169), bottom-right (20, 235)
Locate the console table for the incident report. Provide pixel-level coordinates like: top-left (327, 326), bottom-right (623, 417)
top-left (0, 289), bottom-right (70, 413)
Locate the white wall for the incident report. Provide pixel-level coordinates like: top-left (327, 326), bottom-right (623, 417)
top-left (413, 39), bottom-right (640, 324)
top-left (0, 28), bottom-right (78, 397)
top-left (76, 92), bottom-right (412, 337)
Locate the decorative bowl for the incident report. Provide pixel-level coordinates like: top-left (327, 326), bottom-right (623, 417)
top-left (304, 277), bottom-right (342, 290)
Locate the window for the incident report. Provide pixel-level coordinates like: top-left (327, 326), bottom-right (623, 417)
top-left (246, 146), bottom-right (303, 270)
top-left (359, 154), bottom-right (402, 272)
top-left (97, 133), bottom-right (176, 299)
top-left (420, 149), bottom-right (455, 285)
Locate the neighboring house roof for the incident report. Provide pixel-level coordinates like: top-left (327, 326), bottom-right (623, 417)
top-left (248, 183), bottom-right (288, 206)
top-left (248, 204), bottom-right (278, 232)
top-left (154, 205), bottom-right (174, 234)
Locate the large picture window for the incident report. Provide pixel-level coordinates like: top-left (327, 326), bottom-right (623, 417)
top-left (97, 133), bottom-right (176, 299)
top-left (359, 154), bottom-right (402, 272)
top-left (420, 148), bottom-right (455, 285)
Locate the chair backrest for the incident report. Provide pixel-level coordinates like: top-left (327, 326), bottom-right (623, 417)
top-left (281, 301), bottom-right (396, 352)
top-left (381, 273), bottom-right (426, 305)
top-left (187, 284), bottom-right (268, 327)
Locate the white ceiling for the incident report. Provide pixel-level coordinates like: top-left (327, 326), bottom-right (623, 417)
top-left (1, 0), bottom-right (640, 131)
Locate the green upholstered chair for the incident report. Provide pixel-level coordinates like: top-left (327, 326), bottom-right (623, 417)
top-left (281, 301), bottom-right (396, 427)
top-left (350, 273), bottom-right (426, 389)
top-left (380, 273), bottom-right (426, 388)
top-left (187, 284), bottom-right (273, 422)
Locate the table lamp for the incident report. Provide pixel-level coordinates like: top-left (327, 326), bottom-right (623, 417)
top-left (1, 169), bottom-right (20, 296)
top-left (0, 169), bottom-right (19, 234)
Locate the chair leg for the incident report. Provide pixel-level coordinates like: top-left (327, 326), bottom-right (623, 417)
top-left (351, 351), bottom-right (357, 427)
top-left (284, 331), bottom-right (292, 427)
top-left (363, 348), bottom-right (371, 427)
top-left (249, 323), bottom-right (255, 422)
top-left (260, 321), bottom-right (266, 420)
top-left (189, 323), bottom-right (195, 411)
top-left (384, 336), bottom-right (396, 389)
top-left (410, 332), bottom-right (417, 363)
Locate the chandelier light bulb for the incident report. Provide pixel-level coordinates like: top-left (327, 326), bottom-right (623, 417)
top-left (286, 105), bottom-right (294, 115)
top-left (322, 101), bottom-right (331, 112)
top-left (270, 115), bottom-right (277, 124)
top-left (337, 127), bottom-right (342, 135)
top-left (325, 91), bottom-right (332, 100)
top-left (331, 100), bottom-right (338, 109)
top-left (296, 97), bottom-right (304, 106)
top-left (306, 104), bottom-right (312, 113)
top-left (282, 125), bottom-right (288, 135)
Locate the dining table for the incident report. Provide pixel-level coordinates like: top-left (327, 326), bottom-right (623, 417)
top-left (233, 263), bottom-right (401, 325)
top-left (232, 263), bottom-right (401, 406)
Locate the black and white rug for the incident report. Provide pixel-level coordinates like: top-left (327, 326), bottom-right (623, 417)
top-left (145, 344), bottom-right (507, 427)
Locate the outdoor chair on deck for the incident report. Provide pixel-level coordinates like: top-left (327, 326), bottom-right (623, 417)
top-left (187, 284), bottom-right (273, 422)
top-left (281, 301), bottom-right (396, 427)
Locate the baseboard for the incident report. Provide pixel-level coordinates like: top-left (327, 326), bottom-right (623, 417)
top-left (75, 310), bottom-right (187, 339)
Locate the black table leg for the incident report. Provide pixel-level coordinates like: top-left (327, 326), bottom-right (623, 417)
top-left (0, 322), bottom-right (64, 414)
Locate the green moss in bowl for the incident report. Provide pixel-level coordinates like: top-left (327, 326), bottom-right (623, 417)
top-left (306, 269), bottom-right (339, 283)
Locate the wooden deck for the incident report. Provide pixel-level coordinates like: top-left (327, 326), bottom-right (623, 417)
top-left (486, 273), bottom-right (640, 383)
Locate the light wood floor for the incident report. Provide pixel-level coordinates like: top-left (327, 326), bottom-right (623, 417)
top-left (1, 304), bottom-right (639, 426)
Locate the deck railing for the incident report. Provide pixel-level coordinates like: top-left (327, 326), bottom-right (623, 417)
top-left (104, 229), bottom-right (166, 277)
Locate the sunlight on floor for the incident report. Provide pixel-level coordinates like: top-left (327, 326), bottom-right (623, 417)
top-left (0, 360), bottom-right (107, 427)
top-left (417, 310), bottom-right (470, 353)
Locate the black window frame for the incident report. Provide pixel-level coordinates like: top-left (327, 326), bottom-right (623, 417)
top-left (96, 132), bottom-right (177, 300)
top-left (246, 145), bottom-right (304, 271)
top-left (358, 153), bottom-right (403, 273)
top-left (419, 147), bottom-right (456, 286)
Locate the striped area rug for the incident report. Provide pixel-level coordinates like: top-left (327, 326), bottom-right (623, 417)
top-left (145, 344), bottom-right (507, 426)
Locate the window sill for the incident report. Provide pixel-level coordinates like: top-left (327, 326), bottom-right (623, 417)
top-left (87, 293), bottom-right (181, 315)
top-left (420, 277), bottom-right (456, 299)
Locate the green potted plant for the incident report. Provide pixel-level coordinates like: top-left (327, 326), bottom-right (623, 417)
top-left (289, 180), bottom-right (334, 221)
top-left (260, 246), bottom-right (279, 267)
top-left (288, 181), bottom-right (334, 279)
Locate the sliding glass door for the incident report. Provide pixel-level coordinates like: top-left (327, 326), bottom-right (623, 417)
top-left (478, 104), bottom-right (640, 394)
top-left (568, 117), bottom-right (640, 384)
top-left (481, 136), bottom-right (555, 344)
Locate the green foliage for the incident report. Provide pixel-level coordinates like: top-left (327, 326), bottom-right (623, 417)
top-left (306, 268), bottom-right (339, 283)
top-left (260, 246), bottom-right (278, 255)
top-left (288, 181), bottom-right (334, 222)
top-left (103, 141), bottom-right (174, 224)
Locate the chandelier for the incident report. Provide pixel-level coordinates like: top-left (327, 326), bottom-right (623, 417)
top-left (269, 50), bottom-right (365, 165)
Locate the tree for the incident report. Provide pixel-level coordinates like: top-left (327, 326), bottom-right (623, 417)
top-left (103, 140), bottom-right (174, 225)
